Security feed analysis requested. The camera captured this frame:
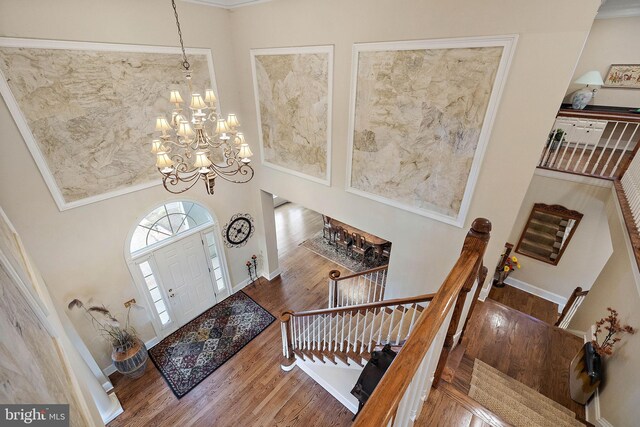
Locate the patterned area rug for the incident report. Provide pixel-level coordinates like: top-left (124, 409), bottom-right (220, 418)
top-left (300, 231), bottom-right (387, 273)
top-left (149, 291), bottom-right (275, 398)
top-left (469, 359), bottom-right (582, 427)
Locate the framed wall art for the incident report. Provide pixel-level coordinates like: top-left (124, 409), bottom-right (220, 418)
top-left (0, 37), bottom-right (219, 211)
top-left (346, 35), bottom-right (518, 227)
top-left (251, 45), bottom-right (333, 185)
top-left (604, 64), bottom-right (640, 89)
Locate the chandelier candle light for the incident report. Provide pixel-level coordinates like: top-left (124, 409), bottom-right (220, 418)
top-left (152, 0), bottom-right (254, 194)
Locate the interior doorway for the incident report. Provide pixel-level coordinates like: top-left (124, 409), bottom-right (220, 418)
top-left (126, 201), bottom-right (231, 337)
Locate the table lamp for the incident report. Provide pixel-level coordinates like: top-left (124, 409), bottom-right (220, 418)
top-left (571, 71), bottom-right (604, 110)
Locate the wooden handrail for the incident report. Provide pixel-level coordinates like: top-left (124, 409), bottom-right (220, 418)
top-left (284, 292), bottom-right (436, 318)
top-left (353, 218), bottom-right (491, 426)
top-left (329, 264), bottom-right (388, 281)
top-left (555, 286), bottom-right (589, 327)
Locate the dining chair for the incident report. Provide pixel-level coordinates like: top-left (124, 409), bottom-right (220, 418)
top-left (351, 233), bottom-right (370, 265)
top-left (322, 214), bottom-right (334, 243)
top-left (335, 227), bottom-right (352, 256)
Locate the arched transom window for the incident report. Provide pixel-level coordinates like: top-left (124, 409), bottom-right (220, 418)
top-left (130, 201), bottom-right (213, 254)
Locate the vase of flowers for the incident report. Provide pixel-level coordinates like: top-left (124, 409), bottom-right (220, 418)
top-left (68, 299), bottom-right (148, 379)
top-left (570, 307), bottom-right (635, 404)
top-left (494, 255), bottom-right (521, 288)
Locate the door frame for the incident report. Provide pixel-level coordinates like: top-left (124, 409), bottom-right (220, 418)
top-left (124, 200), bottom-right (232, 340)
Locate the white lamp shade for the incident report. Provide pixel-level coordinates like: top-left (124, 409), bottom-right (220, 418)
top-left (190, 93), bottom-right (208, 110)
top-left (238, 143), bottom-right (253, 159)
top-left (205, 89), bottom-right (217, 104)
top-left (574, 71), bottom-right (604, 86)
top-left (151, 139), bottom-right (163, 154)
top-left (156, 152), bottom-right (174, 169)
top-left (193, 151), bottom-right (212, 168)
top-left (216, 118), bottom-right (230, 134)
top-left (227, 113), bottom-right (240, 128)
top-left (177, 120), bottom-right (194, 138)
top-left (169, 90), bottom-right (184, 104)
top-left (235, 132), bottom-right (246, 145)
top-left (155, 116), bottom-right (172, 132)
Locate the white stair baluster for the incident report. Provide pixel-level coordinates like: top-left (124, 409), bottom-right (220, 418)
top-left (353, 310), bottom-right (361, 353)
top-left (407, 303), bottom-right (419, 337)
top-left (386, 306), bottom-right (397, 343)
top-left (611, 123), bottom-right (639, 177)
top-left (396, 306), bottom-right (407, 345)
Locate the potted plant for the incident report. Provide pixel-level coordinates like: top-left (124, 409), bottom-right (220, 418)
top-left (494, 253), bottom-right (521, 288)
top-left (546, 128), bottom-right (566, 151)
top-left (68, 299), bottom-right (148, 379)
top-left (570, 307), bottom-right (635, 404)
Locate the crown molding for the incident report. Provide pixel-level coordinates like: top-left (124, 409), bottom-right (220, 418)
top-left (181, 0), bottom-right (273, 9)
top-left (596, 5), bottom-right (640, 19)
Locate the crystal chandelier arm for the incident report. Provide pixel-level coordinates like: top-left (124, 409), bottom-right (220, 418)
top-left (208, 161), bottom-right (255, 184)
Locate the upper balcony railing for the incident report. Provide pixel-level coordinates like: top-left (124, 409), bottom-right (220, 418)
top-left (538, 107), bottom-right (640, 180)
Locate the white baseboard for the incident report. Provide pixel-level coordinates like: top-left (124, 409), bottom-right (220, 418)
top-left (102, 392), bottom-right (124, 424)
top-left (232, 277), bottom-right (252, 294)
top-left (503, 277), bottom-right (568, 313)
top-left (452, 330), bottom-right (463, 348)
top-left (266, 267), bottom-right (281, 280)
top-left (478, 285), bottom-right (491, 301)
top-left (102, 381), bottom-right (114, 393)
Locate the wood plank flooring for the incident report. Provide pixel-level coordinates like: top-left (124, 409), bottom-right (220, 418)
top-left (275, 202), bottom-right (323, 257)
top-left (108, 204), bottom-right (351, 427)
top-left (416, 298), bottom-right (585, 425)
top-left (489, 284), bottom-right (559, 324)
top-left (109, 201), bottom-right (585, 426)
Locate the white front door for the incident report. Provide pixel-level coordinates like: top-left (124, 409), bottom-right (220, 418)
top-left (154, 232), bottom-right (217, 329)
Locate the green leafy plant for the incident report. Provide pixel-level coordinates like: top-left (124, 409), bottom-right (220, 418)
top-left (68, 299), bottom-right (137, 349)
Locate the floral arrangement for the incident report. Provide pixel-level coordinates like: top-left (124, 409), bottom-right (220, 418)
top-left (68, 299), bottom-right (137, 349)
top-left (503, 255), bottom-right (521, 273)
top-left (592, 307), bottom-right (635, 356)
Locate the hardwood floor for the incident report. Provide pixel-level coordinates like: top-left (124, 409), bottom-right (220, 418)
top-left (416, 298), bottom-right (586, 426)
top-left (109, 203), bottom-right (584, 426)
top-left (488, 284), bottom-right (559, 324)
top-left (275, 202), bottom-right (323, 257)
top-left (107, 207), bottom-right (351, 427)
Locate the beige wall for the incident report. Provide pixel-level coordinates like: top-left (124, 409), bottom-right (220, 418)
top-left (230, 0), bottom-right (600, 299)
top-left (563, 16), bottom-right (640, 108)
top-left (507, 174), bottom-right (613, 302)
top-left (0, 0), bottom-right (601, 371)
top-left (569, 193), bottom-right (640, 426)
top-left (0, 0), bottom-right (263, 370)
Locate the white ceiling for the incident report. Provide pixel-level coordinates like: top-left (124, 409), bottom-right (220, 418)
top-left (597, 0), bottom-right (640, 19)
top-left (181, 0), bottom-right (273, 9)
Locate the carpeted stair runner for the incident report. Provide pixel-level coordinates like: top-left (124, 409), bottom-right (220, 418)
top-left (469, 359), bottom-right (583, 427)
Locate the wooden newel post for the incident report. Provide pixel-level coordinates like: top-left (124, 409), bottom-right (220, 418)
top-left (433, 218), bottom-right (491, 387)
top-left (280, 312), bottom-right (295, 369)
top-left (329, 270), bottom-right (341, 308)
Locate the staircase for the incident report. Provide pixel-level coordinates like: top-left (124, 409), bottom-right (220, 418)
top-left (519, 210), bottom-right (569, 261)
top-left (283, 292), bottom-right (434, 369)
top-left (279, 218), bottom-right (493, 424)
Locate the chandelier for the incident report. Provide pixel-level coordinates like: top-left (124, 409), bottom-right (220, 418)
top-left (152, 0), bottom-right (254, 195)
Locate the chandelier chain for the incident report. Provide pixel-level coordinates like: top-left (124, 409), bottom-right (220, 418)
top-left (171, 0), bottom-right (190, 71)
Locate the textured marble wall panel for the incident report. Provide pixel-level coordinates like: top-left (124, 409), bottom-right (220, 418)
top-left (351, 47), bottom-right (503, 217)
top-left (0, 214), bottom-right (88, 426)
top-left (253, 50), bottom-right (330, 181)
top-left (0, 46), bottom-right (212, 203)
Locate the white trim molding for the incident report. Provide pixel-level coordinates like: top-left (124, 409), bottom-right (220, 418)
top-left (345, 35), bottom-right (518, 228)
top-left (250, 45), bottom-right (334, 187)
top-left (0, 37), bottom-right (220, 211)
top-left (504, 276), bottom-right (568, 313)
top-left (534, 168), bottom-right (614, 189)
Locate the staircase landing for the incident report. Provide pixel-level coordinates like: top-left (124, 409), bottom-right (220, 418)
top-left (416, 299), bottom-right (587, 426)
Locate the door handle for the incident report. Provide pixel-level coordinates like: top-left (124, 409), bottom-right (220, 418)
top-left (170, 293), bottom-right (175, 298)
top-left (168, 288), bottom-right (173, 292)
